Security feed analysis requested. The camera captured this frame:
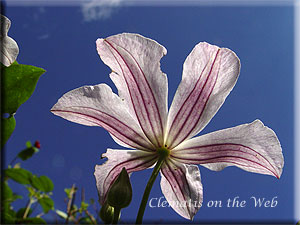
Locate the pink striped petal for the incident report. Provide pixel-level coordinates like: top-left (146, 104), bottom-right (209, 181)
top-left (51, 84), bottom-right (154, 151)
top-left (160, 159), bottom-right (203, 220)
top-left (96, 33), bottom-right (168, 148)
top-left (171, 120), bottom-right (284, 178)
top-left (94, 149), bottom-right (157, 204)
top-left (166, 42), bottom-right (240, 149)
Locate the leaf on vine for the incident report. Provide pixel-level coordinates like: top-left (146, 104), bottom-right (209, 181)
top-left (80, 201), bottom-right (89, 211)
top-left (79, 217), bottom-right (93, 224)
top-left (1, 62), bottom-right (45, 114)
top-left (38, 196), bottom-right (54, 213)
top-left (18, 142), bottom-right (39, 161)
top-left (1, 62), bottom-right (45, 147)
top-left (1, 116), bottom-right (16, 149)
top-left (3, 181), bottom-right (13, 200)
top-left (30, 175), bottom-right (54, 192)
top-left (5, 168), bottom-right (33, 185)
top-left (16, 217), bottom-right (46, 224)
top-left (2, 211), bottom-right (16, 224)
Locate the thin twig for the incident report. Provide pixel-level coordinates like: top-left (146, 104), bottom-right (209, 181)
top-left (85, 209), bottom-right (97, 225)
top-left (8, 156), bottom-right (18, 167)
top-left (71, 209), bottom-right (80, 223)
top-left (65, 184), bottom-right (77, 224)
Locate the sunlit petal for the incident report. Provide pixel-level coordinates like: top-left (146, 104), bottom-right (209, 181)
top-left (94, 149), bottom-right (157, 204)
top-left (166, 42), bottom-right (240, 149)
top-left (51, 84), bottom-right (154, 151)
top-left (96, 33), bottom-right (168, 147)
top-left (160, 159), bottom-right (203, 220)
top-left (171, 120), bottom-right (283, 178)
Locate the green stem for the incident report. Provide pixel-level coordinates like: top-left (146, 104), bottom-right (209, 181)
top-left (135, 157), bottom-right (165, 224)
top-left (23, 197), bottom-right (34, 219)
top-left (112, 207), bottom-right (120, 224)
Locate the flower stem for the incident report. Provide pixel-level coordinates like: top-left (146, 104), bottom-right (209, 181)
top-left (135, 156), bottom-right (165, 224)
top-left (112, 207), bottom-right (120, 224)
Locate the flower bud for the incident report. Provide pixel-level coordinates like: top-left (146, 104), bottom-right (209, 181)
top-left (107, 167), bottom-right (132, 209)
top-left (99, 202), bottom-right (114, 224)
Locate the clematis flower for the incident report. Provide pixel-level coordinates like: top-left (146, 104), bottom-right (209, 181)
top-left (0, 15), bottom-right (19, 67)
top-left (51, 33), bottom-right (284, 220)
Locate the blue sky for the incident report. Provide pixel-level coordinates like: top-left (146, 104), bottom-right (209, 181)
top-left (4, 2), bottom-right (294, 223)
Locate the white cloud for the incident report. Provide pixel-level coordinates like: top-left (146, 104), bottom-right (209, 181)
top-left (81, 0), bottom-right (123, 22)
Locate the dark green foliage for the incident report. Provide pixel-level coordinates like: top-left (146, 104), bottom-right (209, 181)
top-left (17, 141), bottom-right (39, 161)
top-left (38, 196), bottom-right (54, 213)
top-left (5, 168), bottom-right (33, 185)
top-left (30, 175), bottom-right (54, 193)
top-left (1, 62), bottom-right (45, 148)
top-left (1, 116), bottom-right (16, 148)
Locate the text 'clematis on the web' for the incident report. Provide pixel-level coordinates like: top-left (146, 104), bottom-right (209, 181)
top-left (51, 33), bottom-right (284, 222)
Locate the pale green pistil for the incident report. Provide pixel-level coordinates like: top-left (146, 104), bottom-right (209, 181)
top-left (156, 146), bottom-right (170, 159)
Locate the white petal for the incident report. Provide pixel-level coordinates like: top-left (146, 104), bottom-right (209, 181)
top-left (51, 84), bottom-right (154, 151)
top-left (166, 42), bottom-right (240, 149)
top-left (0, 15), bottom-right (11, 37)
top-left (94, 149), bottom-right (157, 204)
top-left (160, 159), bottom-right (203, 220)
top-left (1, 36), bottom-right (19, 67)
top-left (96, 33), bottom-right (168, 147)
top-left (0, 15), bottom-right (19, 67)
top-left (172, 120), bottom-right (284, 178)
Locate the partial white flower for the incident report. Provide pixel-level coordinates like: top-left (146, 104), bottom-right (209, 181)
top-left (0, 15), bottom-right (19, 67)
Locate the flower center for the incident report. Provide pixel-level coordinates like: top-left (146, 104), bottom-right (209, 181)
top-left (156, 146), bottom-right (170, 159)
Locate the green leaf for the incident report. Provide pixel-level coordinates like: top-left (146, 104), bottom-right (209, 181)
top-left (2, 181), bottom-right (22, 203)
top-left (38, 196), bottom-right (54, 213)
top-left (16, 208), bottom-right (32, 218)
top-left (5, 168), bottom-right (32, 185)
top-left (80, 201), bottom-right (89, 211)
top-left (1, 184), bottom-right (17, 224)
top-left (30, 175), bottom-right (54, 192)
top-left (16, 217), bottom-right (46, 224)
top-left (64, 186), bottom-right (77, 199)
top-left (1, 62), bottom-right (45, 114)
top-left (27, 186), bottom-right (36, 197)
top-left (79, 216), bottom-right (92, 224)
top-left (55, 209), bottom-right (68, 219)
top-left (64, 188), bottom-right (72, 198)
top-left (2, 211), bottom-right (16, 224)
top-left (71, 204), bottom-right (78, 212)
top-left (18, 146), bottom-right (39, 161)
top-left (1, 116), bottom-right (16, 148)
top-left (2, 181), bottom-right (13, 200)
